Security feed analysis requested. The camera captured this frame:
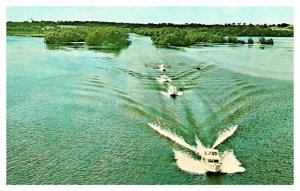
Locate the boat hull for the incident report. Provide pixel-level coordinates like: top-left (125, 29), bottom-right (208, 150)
top-left (200, 160), bottom-right (221, 172)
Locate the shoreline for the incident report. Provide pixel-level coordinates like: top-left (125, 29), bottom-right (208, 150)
top-left (6, 34), bottom-right (279, 47)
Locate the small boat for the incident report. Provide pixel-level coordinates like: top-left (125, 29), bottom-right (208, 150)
top-left (167, 85), bottom-right (183, 97)
top-left (168, 85), bottom-right (178, 96)
top-left (157, 64), bottom-right (168, 72)
top-left (195, 66), bottom-right (202, 70)
top-left (156, 75), bottom-right (172, 83)
top-left (200, 148), bottom-right (222, 172)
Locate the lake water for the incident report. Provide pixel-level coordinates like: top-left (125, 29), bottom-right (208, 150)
top-left (7, 34), bottom-right (293, 184)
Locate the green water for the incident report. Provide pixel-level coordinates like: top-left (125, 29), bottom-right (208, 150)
top-left (7, 34), bottom-right (293, 184)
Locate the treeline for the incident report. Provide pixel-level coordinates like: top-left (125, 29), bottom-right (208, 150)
top-left (7, 20), bottom-right (293, 29)
top-left (7, 21), bottom-right (294, 37)
top-left (6, 21), bottom-right (58, 37)
top-left (7, 21), bottom-right (293, 47)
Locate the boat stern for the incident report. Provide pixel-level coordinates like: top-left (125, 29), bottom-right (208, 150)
top-left (201, 148), bottom-right (222, 173)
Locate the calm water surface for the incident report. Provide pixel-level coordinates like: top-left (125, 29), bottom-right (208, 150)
top-left (7, 34), bottom-right (293, 184)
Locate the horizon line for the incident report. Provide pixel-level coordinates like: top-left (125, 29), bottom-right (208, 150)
top-left (6, 20), bottom-right (293, 25)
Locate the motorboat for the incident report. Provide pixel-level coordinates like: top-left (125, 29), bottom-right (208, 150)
top-left (147, 122), bottom-right (245, 174)
top-left (157, 64), bottom-right (169, 72)
top-left (195, 66), bottom-right (202, 70)
top-left (167, 85), bottom-right (178, 97)
top-left (200, 148), bottom-right (222, 172)
top-left (156, 75), bottom-right (172, 83)
top-left (167, 85), bottom-right (183, 97)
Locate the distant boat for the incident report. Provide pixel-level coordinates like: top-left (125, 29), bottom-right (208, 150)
top-left (167, 85), bottom-right (183, 97)
top-left (156, 75), bottom-right (172, 83)
top-left (200, 148), bottom-right (222, 172)
top-left (195, 66), bottom-right (202, 70)
top-left (157, 64), bottom-right (169, 72)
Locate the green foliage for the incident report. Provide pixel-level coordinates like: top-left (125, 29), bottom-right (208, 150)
top-left (237, 40), bottom-right (246, 44)
top-left (44, 28), bottom-right (87, 44)
top-left (227, 36), bottom-right (238, 43)
top-left (266, 38), bottom-right (274, 45)
top-left (85, 27), bottom-right (130, 47)
top-left (152, 29), bottom-right (192, 46)
top-left (7, 21), bottom-right (287, 47)
top-left (248, 38), bottom-right (254, 44)
top-left (6, 21), bottom-right (58, 37)
top-left (44, 27), bottom-right (130, 48)
top-left (258, 37), bottom-right (266, 44)
top-left (207, 34), bottom-right (226, 43)
top-left (7, 21), bottom-right (294, 38)
top-left (135, 28), bottom-right (246, 46)
top-left (258, 37), bottom-right (274, 45)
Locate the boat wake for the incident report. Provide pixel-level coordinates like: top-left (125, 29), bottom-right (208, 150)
top-left (160, 91), bottom-right (184, 96)
top-left (147, 123), bottom-right (245, 175)
top-left (148, 123), bottom-right (195, 152)
top-left (173, 150), bottom-right (206, 174)
top-left (211, 125), bottom-right (238, 149)
top-left (220, 150), bottom-right (245, 173)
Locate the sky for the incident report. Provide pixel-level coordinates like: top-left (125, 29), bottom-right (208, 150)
top-left (6, 7), bottom-right (293, 24)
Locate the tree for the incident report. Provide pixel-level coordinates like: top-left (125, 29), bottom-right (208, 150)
top-left (248, 38), bottom-right (254, 44)
top-left (227, 36), bottom-right (238, 43)
top-left (257, 37), bottom-right (274, 45)
top-left (258, 37), bottom-right (266, 44)
top-left (266, 38), bottom-right (274, 45)
top-left (277, 23), bottom-right (289, 27)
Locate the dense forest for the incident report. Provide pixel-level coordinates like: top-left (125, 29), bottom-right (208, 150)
top-left (7, 21), bottom-right (293, 47)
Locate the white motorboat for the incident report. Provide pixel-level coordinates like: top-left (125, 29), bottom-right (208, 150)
top-left (156, 75), bottom-right (172, 83)
top-left (147, 123), bottom-right (245, 174)
top-left (167, 85), bottom-right (183, 97)
top-left (168, 85), bottom-right (178, 96)
top-left (200, 148), bottom-right (222, 172)
top-left (157, 64), bottom-right (169, 72)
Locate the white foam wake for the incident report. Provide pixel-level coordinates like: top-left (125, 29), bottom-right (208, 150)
top-left (160, 91), bottom-right (184, 96)
top-left (211, 125), bottom-right (238, 149)
top-left (147, 123), bottom-right (195, 152)
top-left (195, 136), bottom-right (207, 157)
top-left (220, 150), bottom-right (245, 173)
top-left (156, 76), bottom-right (172, 83)
top-left (160, 92), bottom-right (170, 96)
top-left (173, 150), bottom-right (207, 174)
top-left (147, 123), bottom-right (245, 174)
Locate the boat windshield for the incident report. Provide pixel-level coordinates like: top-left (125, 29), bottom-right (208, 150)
top-left (205, 151), bottom-right (218, 155)
top-left (208, 159), bottom-right (220, 163)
